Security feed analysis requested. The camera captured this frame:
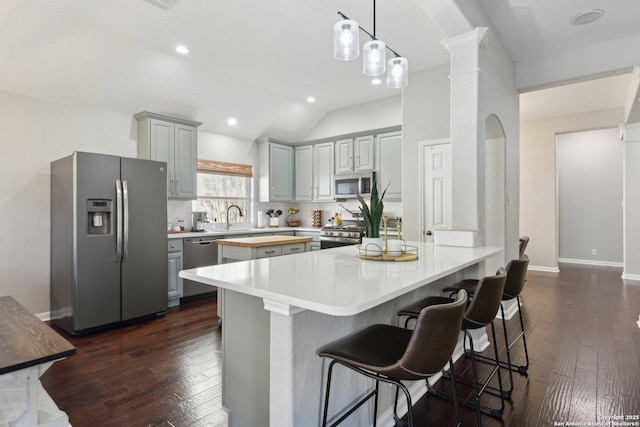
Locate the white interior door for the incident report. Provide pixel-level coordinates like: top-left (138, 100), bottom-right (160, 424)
top-left (421, 142), bottom-right (451, 242)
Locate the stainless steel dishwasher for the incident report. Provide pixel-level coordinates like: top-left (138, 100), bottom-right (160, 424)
top-left (183, 236), bottom-right (218, 299)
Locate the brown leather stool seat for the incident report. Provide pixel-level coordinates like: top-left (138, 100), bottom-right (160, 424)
top-left (397, 268), bottom-right (508, 427)
top-left (318, 290), bottom-right (468, 427)
top-left (443, 255), bottom-right (530, 397)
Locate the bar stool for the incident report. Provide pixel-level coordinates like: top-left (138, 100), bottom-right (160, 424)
top-left (519, 236), bottom-right (529, 258)
top-left (442, 255), bottom-right (530, 397)
top-left (317, 290), bottom-right (468, 427)
top-left (397, 268), bottom-right (507, 426)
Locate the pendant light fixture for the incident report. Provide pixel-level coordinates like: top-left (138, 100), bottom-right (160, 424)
top-left (334, 0), bottom-right (408, 88)
top-left (387, 57), bottom-right (408, 88)
top-left (333, 19), bottom-right (359, 61)
top-left (363, 40), bottom-right (386, 76)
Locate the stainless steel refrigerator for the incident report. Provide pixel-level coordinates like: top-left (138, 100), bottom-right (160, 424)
top-left (50, 152), bottom-right (168, 334)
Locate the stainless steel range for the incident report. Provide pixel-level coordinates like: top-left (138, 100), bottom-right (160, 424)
top-left (320, 224), bottom-right (365, 249)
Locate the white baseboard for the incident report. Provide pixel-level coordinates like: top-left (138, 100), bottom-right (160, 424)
top-left (622, 272), bottom-right (640, 282)
top-left (558, 258), bottom-right (623, 268)
top-left (36, 311), bottom-right (51, 322)
top-left (528, 265), bottom-right (560, 273)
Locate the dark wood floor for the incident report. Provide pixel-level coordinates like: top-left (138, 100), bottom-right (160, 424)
top-left (41, 264), bottom-right (640, 426)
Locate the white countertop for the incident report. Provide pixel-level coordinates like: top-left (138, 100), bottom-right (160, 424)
top-left (168, 227), bottom-right (320, 239)
top-left (179, 242), bottom-right (502, 316)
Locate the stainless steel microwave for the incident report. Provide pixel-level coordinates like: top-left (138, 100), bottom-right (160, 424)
top-left (334, 172), bottom-right (374, 199)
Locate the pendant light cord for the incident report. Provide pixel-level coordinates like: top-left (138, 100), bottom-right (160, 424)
top-left (373, 0), bottom-right (376, 38)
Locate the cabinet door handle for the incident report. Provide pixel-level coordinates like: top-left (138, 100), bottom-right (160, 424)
top-left (175, 179), bottom-right (179, 195)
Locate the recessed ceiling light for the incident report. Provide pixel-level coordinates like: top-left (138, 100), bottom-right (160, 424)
top-left (175, 45), bottom-right (190, 54)
top-left (371, 78), bottom-right (382, 85)
top-left (570, 9), bottom-right (604, 25)
top-left (306, 96), bottom-right (316, 103)
top-left (227, 118), bottom-right (238, 126)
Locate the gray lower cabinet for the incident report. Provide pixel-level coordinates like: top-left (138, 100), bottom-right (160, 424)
top-left (295, 230), bottom-right (320, 251)
top-left (219, 241), bottom-right (310, 263)
top-left (167, 239), bottom-right (183, 307)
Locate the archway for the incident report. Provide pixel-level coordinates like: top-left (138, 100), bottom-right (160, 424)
top-left (483, 114), bottom-right (507, 254)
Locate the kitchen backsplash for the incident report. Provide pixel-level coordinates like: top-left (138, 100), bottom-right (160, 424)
top-left (168, 200), bottom-right (402, 230)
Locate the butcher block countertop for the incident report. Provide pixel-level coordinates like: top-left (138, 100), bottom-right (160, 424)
top-left (216, 235), bottom-right (312, 248)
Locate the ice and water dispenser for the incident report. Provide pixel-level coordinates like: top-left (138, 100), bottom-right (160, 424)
top-left (87, 199), bottom-right (112, 234)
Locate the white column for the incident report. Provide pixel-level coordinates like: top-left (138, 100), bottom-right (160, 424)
top-left (442, 28), bottom-right (493, 234)
top-left (622, 123), bottom-right (640, 280)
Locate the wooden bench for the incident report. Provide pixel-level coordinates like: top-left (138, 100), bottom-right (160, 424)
top-left (0, 296), bottom-right (76, 427)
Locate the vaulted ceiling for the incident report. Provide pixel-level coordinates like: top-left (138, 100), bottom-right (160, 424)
top-left (1, 0), bottom-right (639, 141)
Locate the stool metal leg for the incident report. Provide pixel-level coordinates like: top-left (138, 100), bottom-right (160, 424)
top-left (322, 360), bottom-right (413, 427)
top-left (516, 297), bottom-right (531, 373)
top-left (474, 297), bottom-right (530, 381)
top-left (466, 329), bottom-right (484, 427)
top-left (322, 360), bottom-right (337, 427)
top-left (500, 305), bottom-right (515, 397)
top-left (448, 357), bottom-right (462, 427)
top-left (392, 382), bottom-right (414, 427)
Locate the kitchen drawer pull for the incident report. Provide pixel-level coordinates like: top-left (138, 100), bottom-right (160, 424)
top-left (289, 248), bottom-right (300, 251)
top-left (265, 250), bottom-right (276, 254)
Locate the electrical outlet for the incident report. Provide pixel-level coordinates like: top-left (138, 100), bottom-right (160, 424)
top-left (591, 249), bottom-right (597, 256)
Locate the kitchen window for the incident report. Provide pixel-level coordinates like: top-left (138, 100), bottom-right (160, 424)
top-left (192, 160), bottom-right (252, 225)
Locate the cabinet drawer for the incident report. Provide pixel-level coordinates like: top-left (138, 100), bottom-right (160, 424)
top-left (282, 243), bottom-right (306, 255)
top-left (168, 239), bottom-right (183, 252)
top-left (256, 246), bottom-right (282, 259)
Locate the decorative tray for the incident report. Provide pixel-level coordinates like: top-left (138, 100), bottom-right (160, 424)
top-left (356, 243), bottom-right (419, 262)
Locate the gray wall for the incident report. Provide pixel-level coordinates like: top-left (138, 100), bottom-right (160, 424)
top-left (557, 127), bottom-right (623, 264)
top-left (402, 65), bottom-right (452, 241)
top-left (520, 108), bottom-right (624, 270)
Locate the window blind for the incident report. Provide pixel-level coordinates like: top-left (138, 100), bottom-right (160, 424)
top-left (197, 159), bottom-right (253, 177)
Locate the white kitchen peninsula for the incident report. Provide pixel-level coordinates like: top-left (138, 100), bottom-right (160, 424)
top-left (180, 242), bottom-right (501, 427)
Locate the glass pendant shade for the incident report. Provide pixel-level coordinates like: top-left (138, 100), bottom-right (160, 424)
top-left (333, 19), bottom-right (360, 61)
top-left (362, 40), bottom-right (386, 76)
top-left (387, 57), bottom-right (408, 88)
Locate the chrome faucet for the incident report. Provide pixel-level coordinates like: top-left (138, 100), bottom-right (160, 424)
top-left (226, 204), bottom-right (243, 230)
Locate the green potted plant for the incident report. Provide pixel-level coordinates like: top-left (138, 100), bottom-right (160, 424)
top-left (346, 177), bottom-right (388, 255)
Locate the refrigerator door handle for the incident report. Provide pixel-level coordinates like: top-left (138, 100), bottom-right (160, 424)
top-left (116, 179), bottom-right (123, 262)
top-left (123, 180), bottom-right (129, 262)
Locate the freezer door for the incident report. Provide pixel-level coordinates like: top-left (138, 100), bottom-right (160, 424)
top-left (74, 152), bottom-right (122, 330)
top-left (120, 157), bottom-right (168, 320)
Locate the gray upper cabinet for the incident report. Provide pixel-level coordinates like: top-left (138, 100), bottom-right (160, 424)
top-left (335, 136), bottom-right (375, 174)
top-left (376, 131), bottom-right (402, 200)
top-left (135, 112), bottom-right (201, 200)
top-left (295, 145), bottom-right (313, 201)
top-left (295, 142), bottom-right (334, 202)
top-left (258, 138), bottom-right (294, 202)
top-left (314, 142), bottom-right (334, 201)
